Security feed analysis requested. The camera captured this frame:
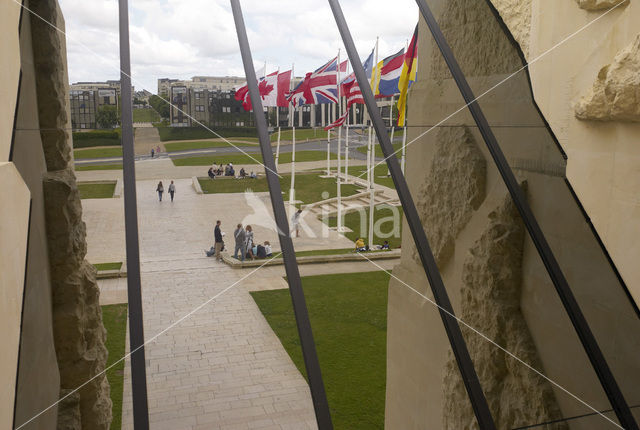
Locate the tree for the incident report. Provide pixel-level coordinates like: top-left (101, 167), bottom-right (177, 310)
top-left (149, 94), bottom-right (170, 119)
top-left (96, 105), bottom-right (120, 129)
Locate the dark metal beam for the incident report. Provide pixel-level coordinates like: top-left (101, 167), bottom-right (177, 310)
top-left (117, 0), bottom-right (150, 428)
top-left (229, 2), bottom-right (333, 429)
top-left (414, 0), bottom-right (638, 428)
top-left (326, 1), bottom-right (497, 428)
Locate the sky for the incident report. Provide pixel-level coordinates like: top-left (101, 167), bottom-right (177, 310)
top-left (55, 0), bottom-right (419, 93)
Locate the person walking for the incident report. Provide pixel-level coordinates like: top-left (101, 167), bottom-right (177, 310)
top-left (233, 224), bottom-right (246, 261)
top-left (168, 180), bottom-right (176, 202)
top-left (151, 148), bottom-right (155, 158)
top-left (291, 209), bottom-right (302, 238)
top-left (156, 181), bottom-right (164, 201)
top-left (214, 220), bottom-right (224, 261)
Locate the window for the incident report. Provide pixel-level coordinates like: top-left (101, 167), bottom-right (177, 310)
top-left (222, 106), bottom-right (231, 113)
top-left (196, 106), bottom-right (205, 112)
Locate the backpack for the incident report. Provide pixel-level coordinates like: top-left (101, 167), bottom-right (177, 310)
top-left (256, 245), bottom-right (266, 259)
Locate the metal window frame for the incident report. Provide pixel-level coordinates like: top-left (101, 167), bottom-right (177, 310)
top-left (413, 0), bottom-right (638, 428)
top-left (118, 0), bottom-right (150, 428)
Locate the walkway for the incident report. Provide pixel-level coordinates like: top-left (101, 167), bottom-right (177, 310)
top-left (82, 175), bottom-right (385, 429)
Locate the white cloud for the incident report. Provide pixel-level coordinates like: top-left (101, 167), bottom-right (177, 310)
top-left (57, 0), bottom-right (418, 93)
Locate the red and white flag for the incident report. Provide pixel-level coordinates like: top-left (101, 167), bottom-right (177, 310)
top-left (324, 110), bottom-right (349, 131)
top-left (235, 69), bottom-right (292, 111)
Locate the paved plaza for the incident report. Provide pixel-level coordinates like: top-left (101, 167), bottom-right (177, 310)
top-left (81, 157), bottom-right (396, 429)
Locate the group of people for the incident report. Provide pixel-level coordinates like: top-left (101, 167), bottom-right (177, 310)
top-left (232, 223), bottom-right (272, 261)
top-left (155, 180), bottom-right (176, 202)
top-left (205, 221), bottom-right (273, 261)
top-left (150, 145), bottom-right (161, 158)
top-left (355, 238), bottom-right (390, 252)
top-left (207, 163), bottom-right (258, 180)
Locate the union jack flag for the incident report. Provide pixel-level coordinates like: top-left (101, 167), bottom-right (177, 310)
top-left (287, 57), bottom-right (341, 107)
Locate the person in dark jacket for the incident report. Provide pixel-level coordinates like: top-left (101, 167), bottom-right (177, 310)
top-left (214, 220), bottom-right (223, 261)
top-left (156, 181), bottom-right (164, 201)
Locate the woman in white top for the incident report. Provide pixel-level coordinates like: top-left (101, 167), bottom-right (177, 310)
top-left (245, 225), bottom-right (255, 260)
top-left (291, 209), bottom-right (302, 238)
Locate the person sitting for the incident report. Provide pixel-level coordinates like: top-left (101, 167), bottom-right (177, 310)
top-left (378, 240), bottom-right (390, 250)
top-left (249, 171), bottom-right (257, 179)
top-left (239, 168), bottom-right (246, 178)
top-left (208, 167), bottom-right (216, 179)
top-left (263, 241), bottom-right (272, 257)
top-left (228, 167), bottom-right (235, 177)
top-left (256, 243), bottom-right (267, 259)
top-left (224, 165), bottom-right (230, 176)
top-left (355, 238), bottom-right (367, 252)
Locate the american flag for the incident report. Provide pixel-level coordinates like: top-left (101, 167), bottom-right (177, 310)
top-left (287, 57), bottom-right (342, 107)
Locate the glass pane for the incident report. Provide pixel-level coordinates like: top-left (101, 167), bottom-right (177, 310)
top-left (406, 0), bottom-right (640, 428)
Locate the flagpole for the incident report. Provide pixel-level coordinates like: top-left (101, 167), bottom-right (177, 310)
top-left (401, 120), bottom-right (407, 174)
top-left (336, 48), bottom-right (343, 233)
top-left (367, 37), bottom-right (379, 247)
top-left (400, 38), bottom-right (409, 174)
top-left (289, 63), bottom-right (296, 208)
top-left (344, 59), bottom-right (350, 181)
top-left (275, 126), bottom-right (281, 167)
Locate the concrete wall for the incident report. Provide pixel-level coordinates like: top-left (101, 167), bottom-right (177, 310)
top-left (385, 0), bottom-right (640, 428)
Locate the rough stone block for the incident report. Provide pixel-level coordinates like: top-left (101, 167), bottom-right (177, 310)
top-left (575, 0), bottom-right (629, 11)
top-left (442, 185), bottom-right (566, 429)
top-left (575, 33), bottom-right (640, 122)
top-left (411, 126), bottom-right (486, 269)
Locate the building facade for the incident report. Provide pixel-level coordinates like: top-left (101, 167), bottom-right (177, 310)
top-left (68, 80), bottom-right (129, 130)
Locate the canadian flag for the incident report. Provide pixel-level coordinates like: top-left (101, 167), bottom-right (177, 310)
top-left (235, 70), bottom-right (292, 111)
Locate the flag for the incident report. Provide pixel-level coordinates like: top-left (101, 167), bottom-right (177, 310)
top-left (341, 49), bottom-right (374, 108)
top-left (287, 57), bottom-right (339, 107)
top-left (397, 25), bottom-right (418, 126)
top-left (260, 71), bottom-right (279, 107)
top-left (235, 69), bottom-right (292, 111)
top-left (277, 70), bottom-right (292, 107)
top-left (324, 110), bottom-right (349, 131)
top-left (371, 48), bottom-right (406, 98)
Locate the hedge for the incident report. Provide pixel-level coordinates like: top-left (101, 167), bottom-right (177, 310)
top-left (156, 126), bottom-right (258, 142)
top-left (72, 130), bottom-right (121, 148)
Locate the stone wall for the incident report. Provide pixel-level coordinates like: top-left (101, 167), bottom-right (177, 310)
top-left (28, 1), bottom-right (112, 428)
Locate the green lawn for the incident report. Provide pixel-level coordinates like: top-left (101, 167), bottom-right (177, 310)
top-left (326, 204), bottom-right (403, 248)
top-left (78, 183), bottom-right (116, 199)
top-left (198, 173), bottom-right (362, 205)
top-left (74, 147), bottom-right (123, 159)
top-left (172, 150), bottom-right (336, 167)
top-left (102, 304), bottom-right (127, 430)
top-left (132, 108), bottom-right (160, 123)
top-left (356, 142), bottom-right (403, 159)
top-left (250, 271), bottom-right (390, 430)
top-left (75, 164), bottom-right (123, 171)
top-left (164, 140), bottom-right (258, 152)
top-left (347, 164), bottom-right (395, 189)
top-left (93, 262), bottom-right (123, 271)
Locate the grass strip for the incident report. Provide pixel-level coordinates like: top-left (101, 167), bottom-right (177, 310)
top-left (102, 304), bottom-right (128, 430)
top-left (251, 271), bottom-right (389, 430)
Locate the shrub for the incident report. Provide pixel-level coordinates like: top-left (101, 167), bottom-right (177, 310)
top-left (72, 130), bottom-right (121, 148)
